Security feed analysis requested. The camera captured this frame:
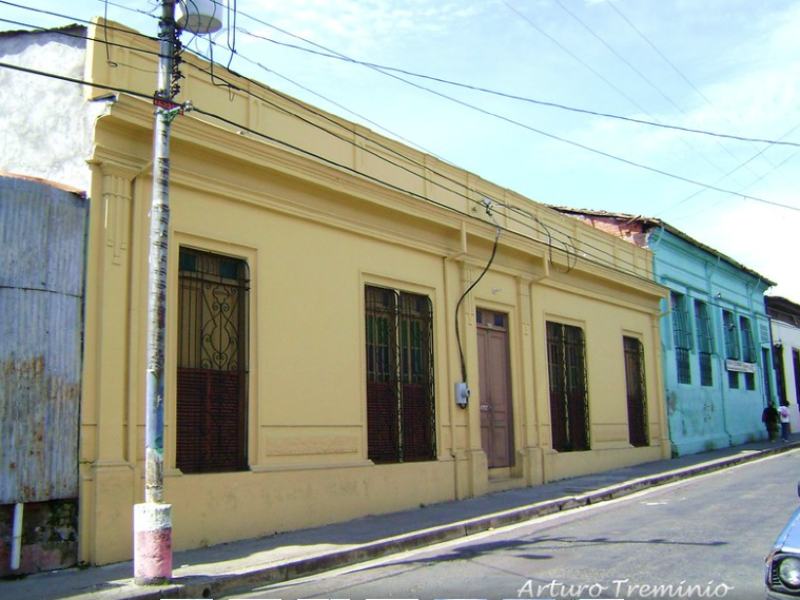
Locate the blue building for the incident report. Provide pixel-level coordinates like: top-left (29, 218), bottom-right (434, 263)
top-left (554, 209), bottom-right (776, 456)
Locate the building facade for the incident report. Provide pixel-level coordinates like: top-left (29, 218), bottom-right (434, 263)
top-left (766, 296), bottom-right (800, 432)
top-left (554, 209), bottom-right (776, 456)
top-left (1, 22), bottom-right (670, 568)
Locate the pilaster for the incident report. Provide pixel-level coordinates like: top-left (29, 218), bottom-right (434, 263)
top-left (81, 162), bottom-right (141, 563)
top-left (516, 276), bottom-right (543, 484)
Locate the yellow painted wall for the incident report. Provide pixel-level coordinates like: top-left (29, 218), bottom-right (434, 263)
top-left (77, 20), bottom-right (669, 565)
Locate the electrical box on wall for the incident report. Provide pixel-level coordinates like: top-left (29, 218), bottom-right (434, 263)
top-left (455, 382), bottom-right (470, 408)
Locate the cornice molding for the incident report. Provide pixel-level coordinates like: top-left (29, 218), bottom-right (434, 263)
top-left (96, 96), bottom-right (661, 300)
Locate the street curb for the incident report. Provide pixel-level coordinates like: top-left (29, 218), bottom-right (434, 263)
top-left (100, 442), bottom-right (800, 599)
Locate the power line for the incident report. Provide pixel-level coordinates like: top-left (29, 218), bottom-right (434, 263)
top-left (657, 122), bottom-right (800, 219)
top-left (5, 5), bottom-right (798, 279)
top-left (605, 0), bottom-right (779, 171)
top-left (0, 16), bottom-right (613, 270)
top-left (7, 6), bottom-right (799, 284)
top-left (550, 0), bottom-right (751, 177)
top-left (14, 4), bottom-right (800, 276)
top-left (1, 58), bottom-right (662, 286)
top-left (224, 8), bottom-right (800, 212)
top-left (9, 2), bottom-right (800, 151)
top-left (235, 27), bottom-right (800, 150)
top-left (602, 0), bottom-right (777, 177)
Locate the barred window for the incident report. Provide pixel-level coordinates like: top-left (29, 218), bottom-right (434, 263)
top-left (547, 322), bottom-right (590, 452)
top-left (740, 316), bottom-right (756, 390)
top-left (694, 300), bottom-right (713, 387)
top-left (365, 285), bottom-right (435, 463)
top-left (793, 349), bottom-right (800, 407)
top-left (623, 336), bottom-right (648, 447)
top-left (176, 248), bottom-right (249, 473)
top-left (722, 310), bottom-right (739, 389)
top-left (671, 293), bottom-right (692, 384)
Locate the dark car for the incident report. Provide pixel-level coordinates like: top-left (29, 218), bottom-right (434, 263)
top-left (766, 485), bottom-right (800, 598)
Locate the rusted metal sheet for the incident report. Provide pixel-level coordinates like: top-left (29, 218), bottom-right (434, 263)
top-left (0, 176), bottom-right (87, 503)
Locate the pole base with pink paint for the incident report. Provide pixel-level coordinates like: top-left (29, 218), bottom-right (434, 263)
top-left (133, 502), bottom-right (173, 585)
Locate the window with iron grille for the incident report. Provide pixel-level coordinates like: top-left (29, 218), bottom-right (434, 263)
top-left (547, 321), bottom-right (590, 452)
top-left (694, 300), bottom-right (713, 387)
top-left (722, 310), bottom-right (740, 388)
top-left (740, 316), bottom-right (756, 390)
top-left (776, 345), bottom-right (788, 404)
top-left (670, 292), bottom-right (692, 384)
top-left (365, 285), bottom-right (435, 463)
top-left (623, 336), bottom-right (648, 447)
top-left (793, 349), bottom-right (800, 407)
top-left (176, 248), bottom-right (249, 474)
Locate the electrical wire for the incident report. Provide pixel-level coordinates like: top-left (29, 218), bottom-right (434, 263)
top-left (8, 0), bottom-right (800, 215)
top-left (550, 0), bottom-right (748, 178)
top-left (4, 9), bottom-right (794, 286)
top-left (658, 122), bottom-right (800, 220)
top-left (1, 59), bottom-right (670, 290)
top-left (454, 203), bottom-right (501, 384)
top-left (235, 27), bottom-right (800, 150)
top-left (605, 0), bottom-right (779, 172)
top-left (3, 7), bottom-right (783, 304)
top-left (6, 55), bottom-right (775, 289)
top-left (221, 9), bottom-right (800, 210)
top-left (6, 12), bottom-right (794, 302)
top-left (2, 15), bottom-right (789, 286)
top-left (179, 58), bottom-right (658, 271)
top-left (0, 14), bottom-right (623, 275)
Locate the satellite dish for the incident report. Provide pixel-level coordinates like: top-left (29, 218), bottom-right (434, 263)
top-left (176, 0), bottom-right (223, 34)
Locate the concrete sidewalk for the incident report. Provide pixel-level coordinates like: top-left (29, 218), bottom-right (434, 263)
top-left (5, 438), bottom-right (800, 600)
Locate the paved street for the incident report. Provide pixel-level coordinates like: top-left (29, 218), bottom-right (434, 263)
top-left (227, 451), bottom-right (800, 600)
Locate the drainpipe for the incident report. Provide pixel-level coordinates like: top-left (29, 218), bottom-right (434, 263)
top-left (707, 256), bottom-right (731, 446)
top-left (646, 227), bottom-right (674, 452)
top-left (10, 502), bottom-right (23, 571)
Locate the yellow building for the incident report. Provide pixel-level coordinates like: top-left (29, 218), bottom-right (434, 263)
top-left (2, 20), bottom-right (669, 566)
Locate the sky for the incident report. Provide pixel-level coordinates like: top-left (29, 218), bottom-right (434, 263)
top-left (5, 0), bottom-right (800, 301)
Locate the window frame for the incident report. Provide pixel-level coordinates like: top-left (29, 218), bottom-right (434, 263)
top-left (175, 246), bottom-right (250, 474)
top-left (722, 309), bottom-right (740, 389)
top-left (623, 336), bottom-right (649, 447)
top-left (364, 284), bottom-right (436, 464)
top-left (739, 316), bottom-right (756, 390)
top-left (546, 321), bottom-right (590, 452)
top-left (694, 300), bottom-right (714, 387)
top-left (670, 292), bottom-right (692, 384)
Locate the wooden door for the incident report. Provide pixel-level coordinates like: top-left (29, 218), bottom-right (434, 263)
top-left (477, 309), bottom-right (514, 468)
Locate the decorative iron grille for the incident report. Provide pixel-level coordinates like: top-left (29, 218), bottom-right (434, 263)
top-left (722, 310), bottom-right (740, 389)
top-left (794, 350), bottom-right (800, 406)
top-left (775, 345), bottom-right (788, 404)
top-left (670, 292), bottom-right (692, 384)
top-left (176, 248), bottom-right (249, 474)
top-left (546, 321), bottom-right (590, 452)
top-left (694, 300), bottom-right (713, 387)
top-left (739, 317), bottom-right (756, 363)
top-left (365, 285), bottom-right (435, 463)
top-left (623, 336), bottom-right (648, 447)
top-left (722, 310), bottom-right (740, 360)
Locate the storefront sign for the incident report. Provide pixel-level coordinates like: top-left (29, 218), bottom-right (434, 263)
top-left (726, 359), bottom-right (756, 373)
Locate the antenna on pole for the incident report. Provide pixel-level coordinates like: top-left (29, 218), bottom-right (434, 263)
top-left (176, 0), bottom-right (224, 34)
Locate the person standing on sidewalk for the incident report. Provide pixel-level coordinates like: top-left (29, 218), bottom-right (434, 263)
top-left (779, 402), bottom-right (792, 442)
top-left (763, 402), bottom-right (780, 441)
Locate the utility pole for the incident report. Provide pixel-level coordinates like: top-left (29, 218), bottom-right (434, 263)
top-left (134, 0), bottom-right (180, 585)
top-left (132, 0), bottom-right (221, 584)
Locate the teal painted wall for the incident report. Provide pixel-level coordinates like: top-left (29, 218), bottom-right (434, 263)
top-left (649, 228), bottom-right (775, 456)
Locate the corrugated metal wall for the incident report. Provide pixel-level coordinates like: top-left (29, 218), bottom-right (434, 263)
top-left (0, 176), bottom-right (86, 504)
